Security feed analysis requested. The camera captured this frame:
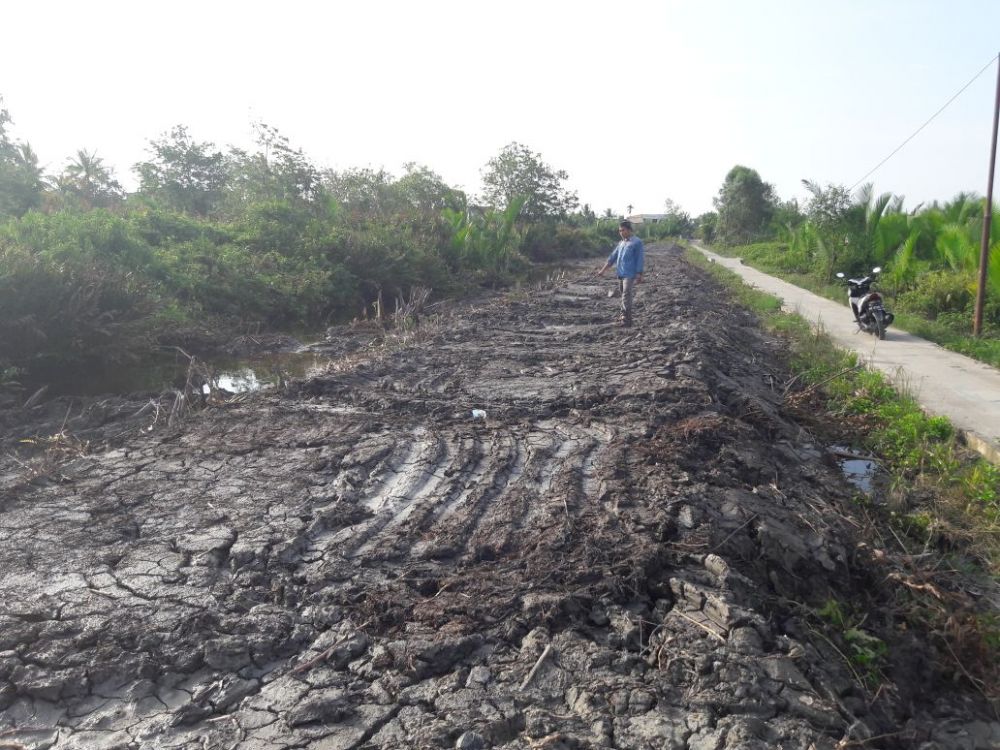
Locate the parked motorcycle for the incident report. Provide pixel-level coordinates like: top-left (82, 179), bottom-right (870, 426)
top-left (835, 267), bottom-right (894, 340)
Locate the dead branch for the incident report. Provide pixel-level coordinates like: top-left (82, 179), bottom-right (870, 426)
top-left (787, 364), bottom-right (865, 400)
top-left (520, 643), bottom-right (554, 690)
top-left (22, 385), bottom-right (48, 409)
top-left (712, 513), bottom-right (758, 552)
top-left (672, 610), bottom-right (726, 643)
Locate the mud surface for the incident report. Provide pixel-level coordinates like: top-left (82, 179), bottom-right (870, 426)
top-left (1, 245), bottom-right (997, 749)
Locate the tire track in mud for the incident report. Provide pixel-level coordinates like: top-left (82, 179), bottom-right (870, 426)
top-left (315, 418), bottom-right (619, 569)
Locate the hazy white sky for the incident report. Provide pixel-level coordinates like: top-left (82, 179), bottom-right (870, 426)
top-left (1, 0), bottom-right (998, 216)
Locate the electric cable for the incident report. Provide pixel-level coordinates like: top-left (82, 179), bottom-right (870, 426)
top-left (849, 53), bottom-right (999, 191)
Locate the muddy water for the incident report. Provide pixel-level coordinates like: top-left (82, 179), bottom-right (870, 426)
top-left (40, 349), bottom-right (332, 398)
top-left (1, 245), bottom-right (997, 750)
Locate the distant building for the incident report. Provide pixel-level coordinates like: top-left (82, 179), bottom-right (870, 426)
top-left (626, 213), bottom-right (668, 224)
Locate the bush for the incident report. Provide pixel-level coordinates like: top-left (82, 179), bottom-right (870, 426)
top-left (733, 242), bottom-right (812, 274)
top-left (638, 216), bottom-right (693, 241)
top-left (0, 243), bottom-right (157, 378)
top-left (522, 223), bottom-right (610, 262)
top-left (896, 271), bottom-right (973, 320)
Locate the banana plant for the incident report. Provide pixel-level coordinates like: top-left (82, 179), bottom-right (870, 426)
top-left (442, 195), bottom-right (527, 277)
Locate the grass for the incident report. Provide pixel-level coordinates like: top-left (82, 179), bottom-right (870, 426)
top-left (688, 246), bottom-right (1000, 550)
top-left (687, 246), bottom-right (1000, 704)
top-left (704, 242), bottom-right (1000, 368)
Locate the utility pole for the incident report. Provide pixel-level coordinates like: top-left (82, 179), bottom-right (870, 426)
top-left (974, 52), bottom-right (1000, 336)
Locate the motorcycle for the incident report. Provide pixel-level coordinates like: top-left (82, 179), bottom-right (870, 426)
top-left (835, 267), bottom-right (894, 340)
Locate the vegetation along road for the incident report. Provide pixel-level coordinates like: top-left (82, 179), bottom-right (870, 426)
top-left (1, 245), bottom-right (998, 749)
top-left (694, 242), bottom-right (1000, 463)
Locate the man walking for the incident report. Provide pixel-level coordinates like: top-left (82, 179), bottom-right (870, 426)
top-left (596, 220), bottom-right (644, 327)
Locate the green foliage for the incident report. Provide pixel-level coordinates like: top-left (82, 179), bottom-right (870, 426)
top-left (694, 212), bottom-right (717, 243)
top-left (480, 142), bottom-right (578, 220)
top-left (961, 462), bottom-right (1000, 508)
top-left (734, 240), bottom-right (814, 274)
top-left (134, 125), bottom-right (228, 216)
top-left (223, 122), bottom-right (321, 212)
top-left (713, 169), bottom-right (1000, 366)
top-left (53, 149), bottom-right (123, 210)
top-left (0, 107), bottom-right (631, 382)
top-left (844, 627), bottom-right (888, 671)
top-left (897, 270), bottom-right (974, 320)
top-left (639, 216), bottom-right (693, 242)
top-left (640, 199), bottom-right (695, 239)
top-left (816, 599), bottom-right (887, 684)
top-left (798, 180), bottom-right (867, 279)
top-left (443, 197), bottom-right (527, 282)
top-left (3, 209), bottom-right (155, 270)
top-left (684, 247), bottom-right (783, 316)
top-left (323, 167), bottom-right (399, 220)
top-left (713, 165), bottom-right (777, 246)
top-left (0, 119), bottom-right (610, 381)
top-left (521, 221), bottom-right (611, 263)
top-left (769, 198), bottom-right (806, 236)
top-left (394, 163), bottom-right (467, 217)
top-left (881, 230), bottom-right (922, 293)
top-left (0, 98), bottom-right (44, 218)
top-left (0, 241), bottom-right (156, 376)
top-left (689, 245), bottom-right (1000, 531)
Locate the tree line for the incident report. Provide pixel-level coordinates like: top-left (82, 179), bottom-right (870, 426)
top-left (0, 100), bottom-right (624, 386)
top-left (700, 164), bottom-right (1000, 343)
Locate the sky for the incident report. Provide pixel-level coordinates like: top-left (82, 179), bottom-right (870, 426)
top-left (1, 0), bottom-right (999, 217)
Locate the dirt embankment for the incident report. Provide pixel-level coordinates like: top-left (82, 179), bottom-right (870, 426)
top-left (1, 245), bottom-right (997, 750)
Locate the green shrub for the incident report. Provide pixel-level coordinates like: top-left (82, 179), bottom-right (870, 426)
top-left (522, 223), bottom-right (610, 262)
top-left (733, 241), bottom-right (813, 274)
top-left (896, 270), bottom-right (973, 320)
top-left (0, 243), bottom-right (157, 377)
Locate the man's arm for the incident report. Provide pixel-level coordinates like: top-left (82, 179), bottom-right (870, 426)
top-left (635, 239), bottom-right (645, 282)
top-left (596, 246), bottom-right (619, 276)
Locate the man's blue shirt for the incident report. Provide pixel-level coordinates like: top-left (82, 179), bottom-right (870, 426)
top-left (607, 236), bottom-right (644, 279)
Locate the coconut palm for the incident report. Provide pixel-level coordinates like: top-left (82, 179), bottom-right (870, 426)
top-left (61, 149), bottom-right (122, 208)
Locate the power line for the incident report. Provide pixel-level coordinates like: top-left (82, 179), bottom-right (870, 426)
top-left (849, 54), bottom-right (999, 191)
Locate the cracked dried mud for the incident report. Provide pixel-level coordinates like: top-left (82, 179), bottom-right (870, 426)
top-left (2, 245), bottom-right (998, 749)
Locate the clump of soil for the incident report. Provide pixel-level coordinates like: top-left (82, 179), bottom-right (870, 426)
top-left (0, 245), bottom-right (996, 749)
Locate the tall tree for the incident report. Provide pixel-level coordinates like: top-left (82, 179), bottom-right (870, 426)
top-left (659, 198), bottom-right (694, 236)
top-left (0, 99), bottom-right (44, 217)
top-left (395, 163), bottom-right (466, 217)
top-left (695, 212), bottom-right (717, 243)
top-left (224, 122), bottom-right (321, 210)
top-left (713, 165), bottom-right (776, 245)
top-left (134, 126), bottom-right (227, 216)
top-left (801, 180), bottom-right (866, 277)
top-left (323, 167), bottom-right (397, 218)
top-left (480, 142), bottom-right (578, 220)
top-left (57, 149), bottom-right (123, 209)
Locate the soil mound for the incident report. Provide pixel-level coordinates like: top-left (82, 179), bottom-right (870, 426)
top-left (1, 245), bottom-right (996, 749)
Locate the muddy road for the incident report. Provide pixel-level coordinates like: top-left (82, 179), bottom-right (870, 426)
top-left (1, 245), bottom-right (997, 749)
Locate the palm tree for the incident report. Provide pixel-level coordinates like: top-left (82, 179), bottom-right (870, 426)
top-left (61, 149), bottom-right (122, 208)
top-left (0, 140), bottom-right (45, 217)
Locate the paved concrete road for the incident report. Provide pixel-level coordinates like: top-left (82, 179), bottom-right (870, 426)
top-left (693, 243), bottom-right (1000, 463)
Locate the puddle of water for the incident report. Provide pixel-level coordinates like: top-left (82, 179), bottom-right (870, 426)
top-left (841, 459), bottom-right (876, 494)
top-left (200, 352), bottom-right (330, 395)
top-left (202, 367), bottom-right (261, 395)
top-left (833, 446), bottom-right (877, 494)
top-left (39, 350), bottom-right (331, 398)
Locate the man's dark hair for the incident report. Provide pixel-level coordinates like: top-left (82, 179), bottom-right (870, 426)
top-left (619, 220), bottom-right (633, 230)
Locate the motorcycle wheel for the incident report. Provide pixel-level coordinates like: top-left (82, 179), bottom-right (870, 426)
top-left (873, 311), bottom-right (886, 340)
